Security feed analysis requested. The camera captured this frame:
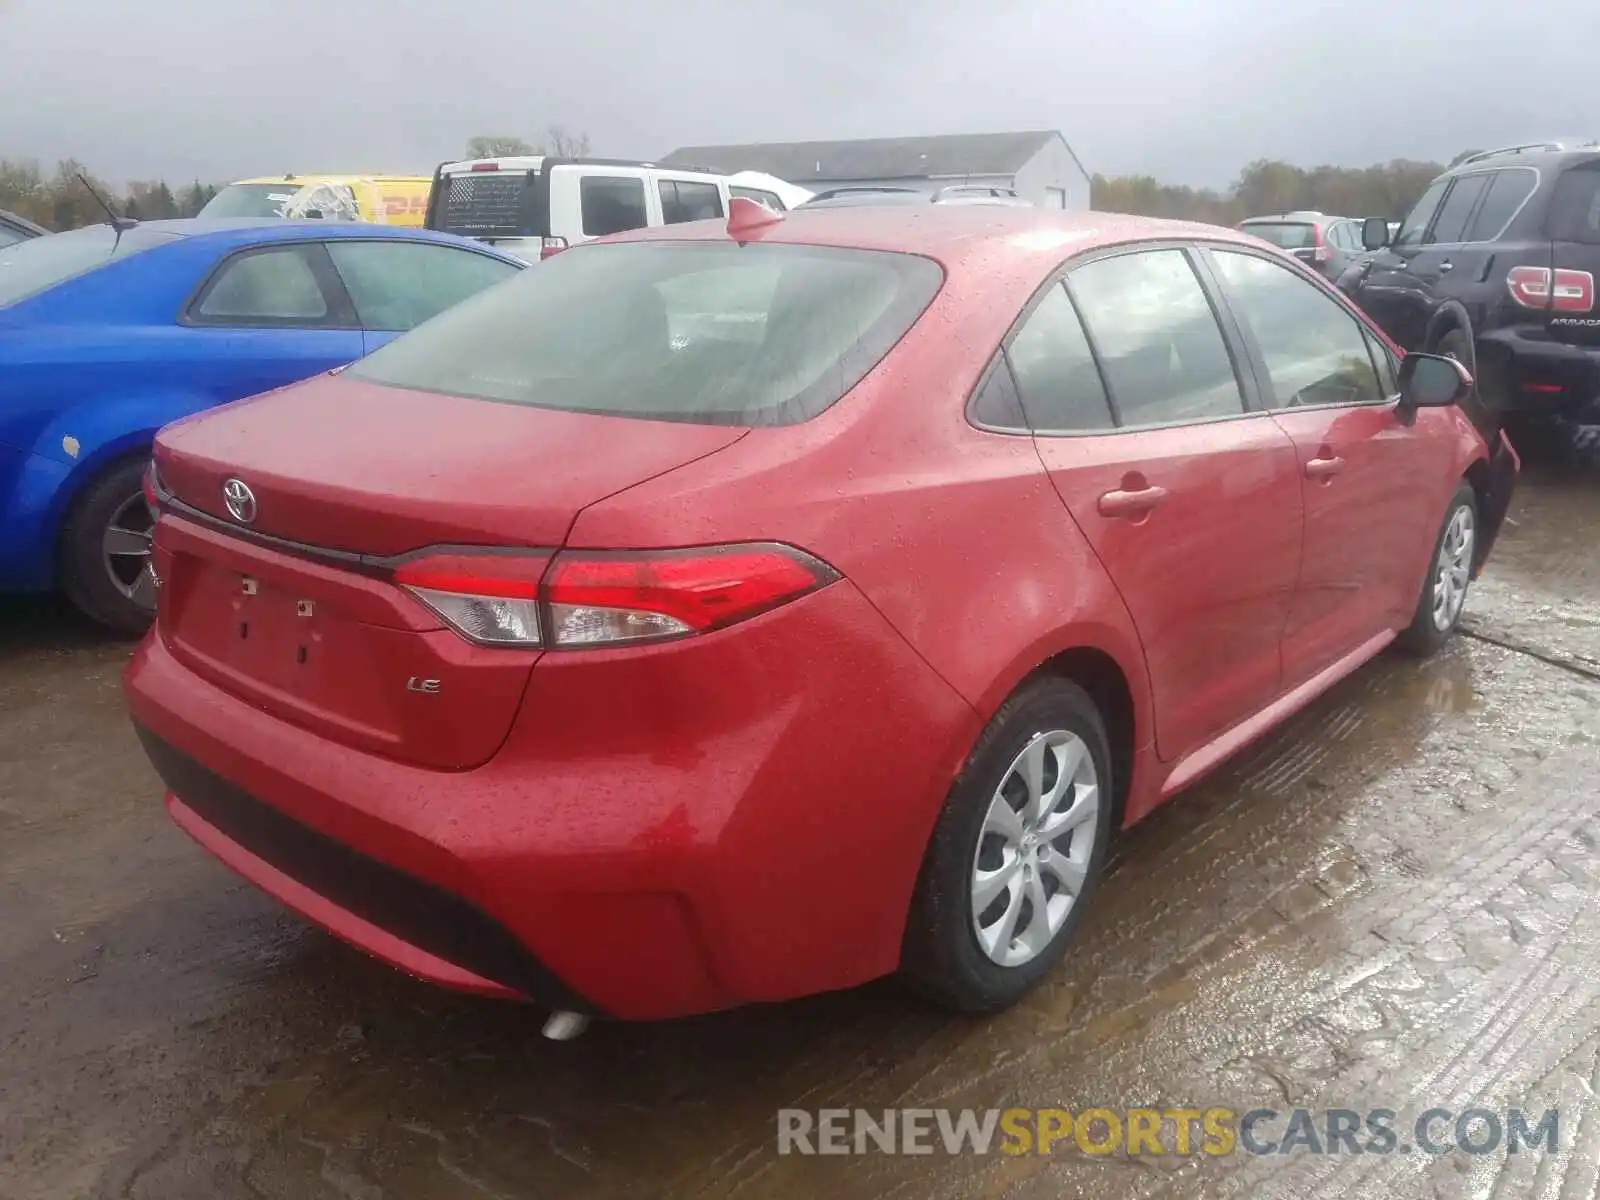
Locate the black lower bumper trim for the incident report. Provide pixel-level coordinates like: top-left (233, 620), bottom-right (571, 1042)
top-left (134, 724), bottom-right (598, 1014)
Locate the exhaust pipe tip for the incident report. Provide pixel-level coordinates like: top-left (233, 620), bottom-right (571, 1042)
top-left (542, 1010), bottom-right (590, 1041)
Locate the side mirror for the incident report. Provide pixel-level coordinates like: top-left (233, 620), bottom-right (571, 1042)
top-left (1397, 352), bottom-right (1471, 420)
top-left (1361, 217), bottom-right (1391, 251)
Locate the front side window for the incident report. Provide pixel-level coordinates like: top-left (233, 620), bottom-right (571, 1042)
top-left (579, 176), bottom-right (648, 238)
top-left (1004, 282), bottom-right (1113, 432)
top-left (347, 241), bottom-right (943, 426)
top-left (1212, 249), bottom-right (1384, 409)
top-left (1068, 249), bottom-right (1245, 426)
top-left (193, 246), bottom-right (329, 323)
top-left (326, 241), bottom-right (520, 331)
top-left (1426, 174), bottom-right (1491, 245)
top-left (1394, 178), bottom-right (1450, 250)
top-left (659, 180), bottom-right (724, 224)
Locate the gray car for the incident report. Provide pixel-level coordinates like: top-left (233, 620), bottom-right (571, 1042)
top-left (0, 209), bottom-right (48, 248)
top-left (1238, 211), bottom-right (1367, 281)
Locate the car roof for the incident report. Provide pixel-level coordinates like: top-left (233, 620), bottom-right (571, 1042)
top-left (606, 205), bottom-right (1264, 272)
top-left (114, 218), bottom-right (519, 254)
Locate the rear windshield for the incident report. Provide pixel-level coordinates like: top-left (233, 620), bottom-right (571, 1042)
top-left (347, 240), bottom-right (944, 426)
top-left (199, 183), bottom-right (303, 219)
top-left (0, 224), bottom-right (180, 307)
top-left (1548, 164), bottom-right (1600, 244)
top-left (432, 169), bottom-right (548, 239)
top-left (1239, 222), bottom-right (1317, 249)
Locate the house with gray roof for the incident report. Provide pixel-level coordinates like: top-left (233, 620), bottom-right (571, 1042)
top-left (660, 131), bottom-right (1090, 210)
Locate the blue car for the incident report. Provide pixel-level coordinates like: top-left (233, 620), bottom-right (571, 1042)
top-left (0, 218), bottom-right (523, 632)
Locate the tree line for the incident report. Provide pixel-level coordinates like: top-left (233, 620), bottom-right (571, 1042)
top-left (1091, 152), bottom-right (1481, 224)
top-left (2, 159), bottom-right (219, 231)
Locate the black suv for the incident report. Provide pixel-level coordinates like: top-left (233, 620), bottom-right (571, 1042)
top-left (1339, 141), bottom-right (1600, 432)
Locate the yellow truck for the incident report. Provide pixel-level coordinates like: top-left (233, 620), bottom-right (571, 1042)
top-left (198, 175), bottom-right (434, 226)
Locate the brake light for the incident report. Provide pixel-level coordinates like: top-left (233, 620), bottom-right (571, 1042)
top-left (1311, 225), bottom-right (1331, 264)
top-left (539, 236), bottom-right (568, 260)
top-left (1508, 266), bottom-right (1594, 311)
top-left (392, 544), bottom-right (838, 649)
top-left (1553, 268), bottom-right (1596, 312)
top-left (393, 552), bottom-right (550, 646)
top-left (543, 545), bottom-right (836, 646)
top-left (469, 162), bottom-right (500, 172)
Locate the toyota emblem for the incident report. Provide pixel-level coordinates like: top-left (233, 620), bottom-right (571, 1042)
top-left (222, 478), bottom-right (257, 524)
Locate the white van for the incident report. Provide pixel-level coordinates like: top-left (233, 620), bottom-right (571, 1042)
top-left (424, 157), bottom-right (754, 262)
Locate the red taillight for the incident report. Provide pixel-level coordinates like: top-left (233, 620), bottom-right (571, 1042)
top-left (1506, 265), bottom-right (1596, 312)
top-left (539, 236), bottom-right (568, 260)
top-left (391, 544), bottom-right (837, 649)
top-left (543, 545), bottom-right (836, 646)
top-left (1311, 225), bottom-right (1331, 264)
top-left (469, 162), bottom-right (500, 172)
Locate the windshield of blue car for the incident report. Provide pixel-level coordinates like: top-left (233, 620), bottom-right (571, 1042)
top-left (1239, 221), bottom-right (1317, 249)
top-left (198, 184), bottom-right (302, 218)
top-left (0, 224), bottom-right (182, 307)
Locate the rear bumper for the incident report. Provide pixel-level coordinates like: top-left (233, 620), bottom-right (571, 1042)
top-left (125, 579), bottom-right (978, 1020)
top-left (1478, 326), bottom-right (1600, 420)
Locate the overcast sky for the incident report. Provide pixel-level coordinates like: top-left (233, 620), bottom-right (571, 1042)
top-left (1, 0), bottom-right (1594, 190)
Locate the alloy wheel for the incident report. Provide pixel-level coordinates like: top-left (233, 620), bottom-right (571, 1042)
top-left (1431, 505), bottom-right (1475, 632)
top-left (971, 730), bottom-right (1101, 968)
top-left (103, 492), bottom-right (156, 612)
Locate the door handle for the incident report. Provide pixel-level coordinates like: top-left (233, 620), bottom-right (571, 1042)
top-left (1304, 455), bottom-right (1346, 479)
top-left (1438, 260), bottom-right (1454, 273)
top-left (1097, 485), bottom-right (1169, 518)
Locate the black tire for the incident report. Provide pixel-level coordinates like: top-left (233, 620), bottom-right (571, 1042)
top-left (900, 677), bottom-right (1115, 1013)
top-left (1397, 482), bottom-right (1477, 657)
top-left (58, 456), bottom-right (157, 637)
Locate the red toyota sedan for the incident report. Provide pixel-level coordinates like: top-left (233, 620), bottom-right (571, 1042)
top-left (126, 202), bottom-right (1518, 1029)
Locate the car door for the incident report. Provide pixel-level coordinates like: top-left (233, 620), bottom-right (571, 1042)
top-left (182, 243), bottom-right (365, 400)
top-left (1206, 247), bottom-right (1452, 686)
top-left (322, 239), bottom-right (522, 352)
top-left (1348, 177), bottom-right (1452, 349)
top-left (1018, 246), bottom-right (1305, 762)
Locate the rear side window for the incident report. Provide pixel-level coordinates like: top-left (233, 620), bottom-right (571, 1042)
top-left (1068, 249), bottom-right (1245, 426)
top-left (1394, 178), bottom-right (1450, 249)
top-left (579, 176), bottom-right (649, 237)
top-left (1426, 174), bottom-right (1491, 245)
top-left (347, 241), bottom-right (943, 426)
top-left (326, 241), bottom-right (519, 331)
top-left (1005, 282), bottom-right (1113, 432)
top-left (659, 180), bottom-right (724, 224)
top-left (193, 246), bottom-right (329, 324)
top-left (1466, 169), bottom-right (1538, 241)
top-left (434, 170), bottom-right (545, 239)
top-left (1548, 165), bottom-right (1600, 244)
top-left (0, 224), bottom-right (179, 307)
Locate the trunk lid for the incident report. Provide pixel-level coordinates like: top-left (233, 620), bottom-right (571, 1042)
top-left (152, 374), bottom-right (746, 770)
top-left (155, 373), bottom-right (746, 554)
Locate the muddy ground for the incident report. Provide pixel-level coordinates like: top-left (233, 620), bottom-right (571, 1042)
top-left (2, 468), bottom-right (1598, 1200)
